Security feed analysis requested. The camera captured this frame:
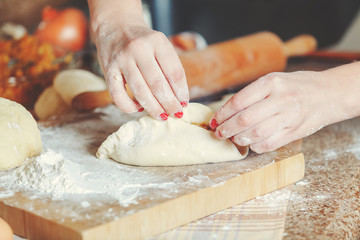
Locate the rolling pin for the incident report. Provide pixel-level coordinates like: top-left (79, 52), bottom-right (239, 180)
top-left (72, 31), bottom-right (316, 112)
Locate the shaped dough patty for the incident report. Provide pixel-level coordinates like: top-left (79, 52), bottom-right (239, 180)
top-left (96, 103), bottom-right (248, 166)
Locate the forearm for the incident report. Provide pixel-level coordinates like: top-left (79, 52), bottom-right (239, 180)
top-left (321, 61), bottom-right (360, 123)
top-left (87, 0), bottom-right (144, 36)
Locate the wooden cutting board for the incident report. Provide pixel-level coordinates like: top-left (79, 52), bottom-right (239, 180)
top-left (0, 108), bottom-right (304, 240)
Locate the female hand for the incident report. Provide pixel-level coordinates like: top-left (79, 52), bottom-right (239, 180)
top-left (210, 66), bottom-right (359, 153)
top-left (90, 9), bottom-right (189, 120)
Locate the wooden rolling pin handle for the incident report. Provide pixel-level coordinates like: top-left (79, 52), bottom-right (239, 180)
top-left (283, 34), bottom-right (317, 57)
top-left (72, 90), bottom-right (111, 112)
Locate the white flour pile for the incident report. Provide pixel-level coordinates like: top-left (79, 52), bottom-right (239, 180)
top-left (13, 149), bottom-right (87, 197)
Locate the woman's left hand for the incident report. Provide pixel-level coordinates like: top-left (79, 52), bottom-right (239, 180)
top-left (209, 70), bottom-right (348, 153)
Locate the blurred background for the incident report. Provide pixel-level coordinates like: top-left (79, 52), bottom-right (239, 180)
top-left (0, 0), bottom-right (359, 48)
top-left (0, 0), bottom-right (359, 110)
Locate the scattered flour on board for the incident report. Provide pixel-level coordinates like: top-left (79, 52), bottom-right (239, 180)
top-left (0, 103), bottom-right (277, 228)
top-left (0, 105), bottom-right (259, 210)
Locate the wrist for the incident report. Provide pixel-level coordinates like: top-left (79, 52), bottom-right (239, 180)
top-left (321, 62), bottom-right (360, 123)
top-left (88, 0), bottom-right (145, 40)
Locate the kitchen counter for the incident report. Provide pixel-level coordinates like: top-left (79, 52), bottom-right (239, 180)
top-left (284, 117), bottom-right (360, 239)
top-left (285, 12), bottom-right (360, 237)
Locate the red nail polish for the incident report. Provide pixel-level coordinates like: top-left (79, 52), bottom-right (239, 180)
top-left (137, 107), bottom-right (144, 112)
top-left (160, 112), bottom-right (169, 121)
top-left (217, 130), bottom-right (223, 138)
top-left (174, 111), bottom-right (183, 118)
top-left (180, 101), bottom-right (188, 107)
top-left (210, 119), bottom-right (218, 129)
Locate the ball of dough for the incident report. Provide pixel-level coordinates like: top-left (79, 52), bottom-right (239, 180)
top-left (34, 86), bottom-right (71, 120)
top-left (97, 103), bottom-right (248, 166)
top-left (0, 217), bottom-right (13, 240)
top-left (0, 98), bottom-right (42, 170)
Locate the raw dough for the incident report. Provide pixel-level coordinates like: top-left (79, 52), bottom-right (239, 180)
top-left (97, 103), bottom-right (248, 166)
top-left (0, 98), bottom-right (42, 170)
top-left (34, 69), bottom-right (107, 120)
top-left (34, 86), bottom-right (71, 120)
top-left (53, 69), bottom-right (107, 106)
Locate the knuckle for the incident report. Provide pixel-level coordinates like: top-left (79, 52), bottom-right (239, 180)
top-left (229, 94), bottom-right (242, 110)
top-left (127, 37), bottom-right (147, 51)
top-left (263, 72), bottom-right (284, 89)
top-left (148, 76), bottom-right (164, 89)
top-left (237, 111), bottom-right (253, 126)
top-left (151, 31), bottom-right (167, 42)
top-left (265, 72), bottom-right (282, 82)
top-left (169, 68), bottom-right (186, 83)
top-left (252, 127), bottom-right (265, 138)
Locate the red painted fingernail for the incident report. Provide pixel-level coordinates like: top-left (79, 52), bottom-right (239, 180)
top-left (160, 112), bottom-right (169, 121)
top-left (217, 130), bottom-right (223, 138)
top-left (180, 101), bottom-right (188, 107)
top-left (174, 111), bottom-right (183, 118)
top-left (134, 100), bottom-right (141, 108)
top-left (137, 107), bottom-right (144, 112)
top-left (210, 119), bottom-right (218, 129)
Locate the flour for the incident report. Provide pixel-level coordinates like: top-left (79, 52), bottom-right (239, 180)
top-left (0, 104), bottom-right (278, 225)
top-left (11, 149), bottom-right (90, 198)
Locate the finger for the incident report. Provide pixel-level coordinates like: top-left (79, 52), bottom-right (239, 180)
top-left (136, 53), bottom-right (184, 118)
top-left (210, 77), bottom-right (271, 128)
top-left (250, 128), bottom-right (294, 154)
top-left (155, 39), bottom-right (189, 107)
top-left (106, 68), bottom-right (140, 113)
top-left (231, 114), bottom-right (286, 146)
top-left (122, 60), bottom-right (167, 120)
top-left (215, 97), bottom-right (280, 139)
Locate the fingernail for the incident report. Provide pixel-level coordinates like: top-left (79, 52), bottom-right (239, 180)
top-left (137, 107), bottom-right (144, 112)
top-left (180, 101), bottom-right (188, 107)
top-left (240, 137), bottom-right (252, 146)
top-left (216, 130), bottom-right (223, 138)
top-left (160, 112), bottom-right (169, 121)
top-left (210, 119), bottom-right (218, 129)
top-left (174, 111), bottom-right (183, 118)
top-left (134, 100), bottom-right (141, 108)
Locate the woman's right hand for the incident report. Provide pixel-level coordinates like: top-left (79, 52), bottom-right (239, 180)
top-left (89, 7), bottom-right (189, 120)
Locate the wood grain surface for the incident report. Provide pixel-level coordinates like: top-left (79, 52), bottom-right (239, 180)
top-left (0, 149), bottom-right (304, 240)
top-left (0, 103), bottom-right (304, 240)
